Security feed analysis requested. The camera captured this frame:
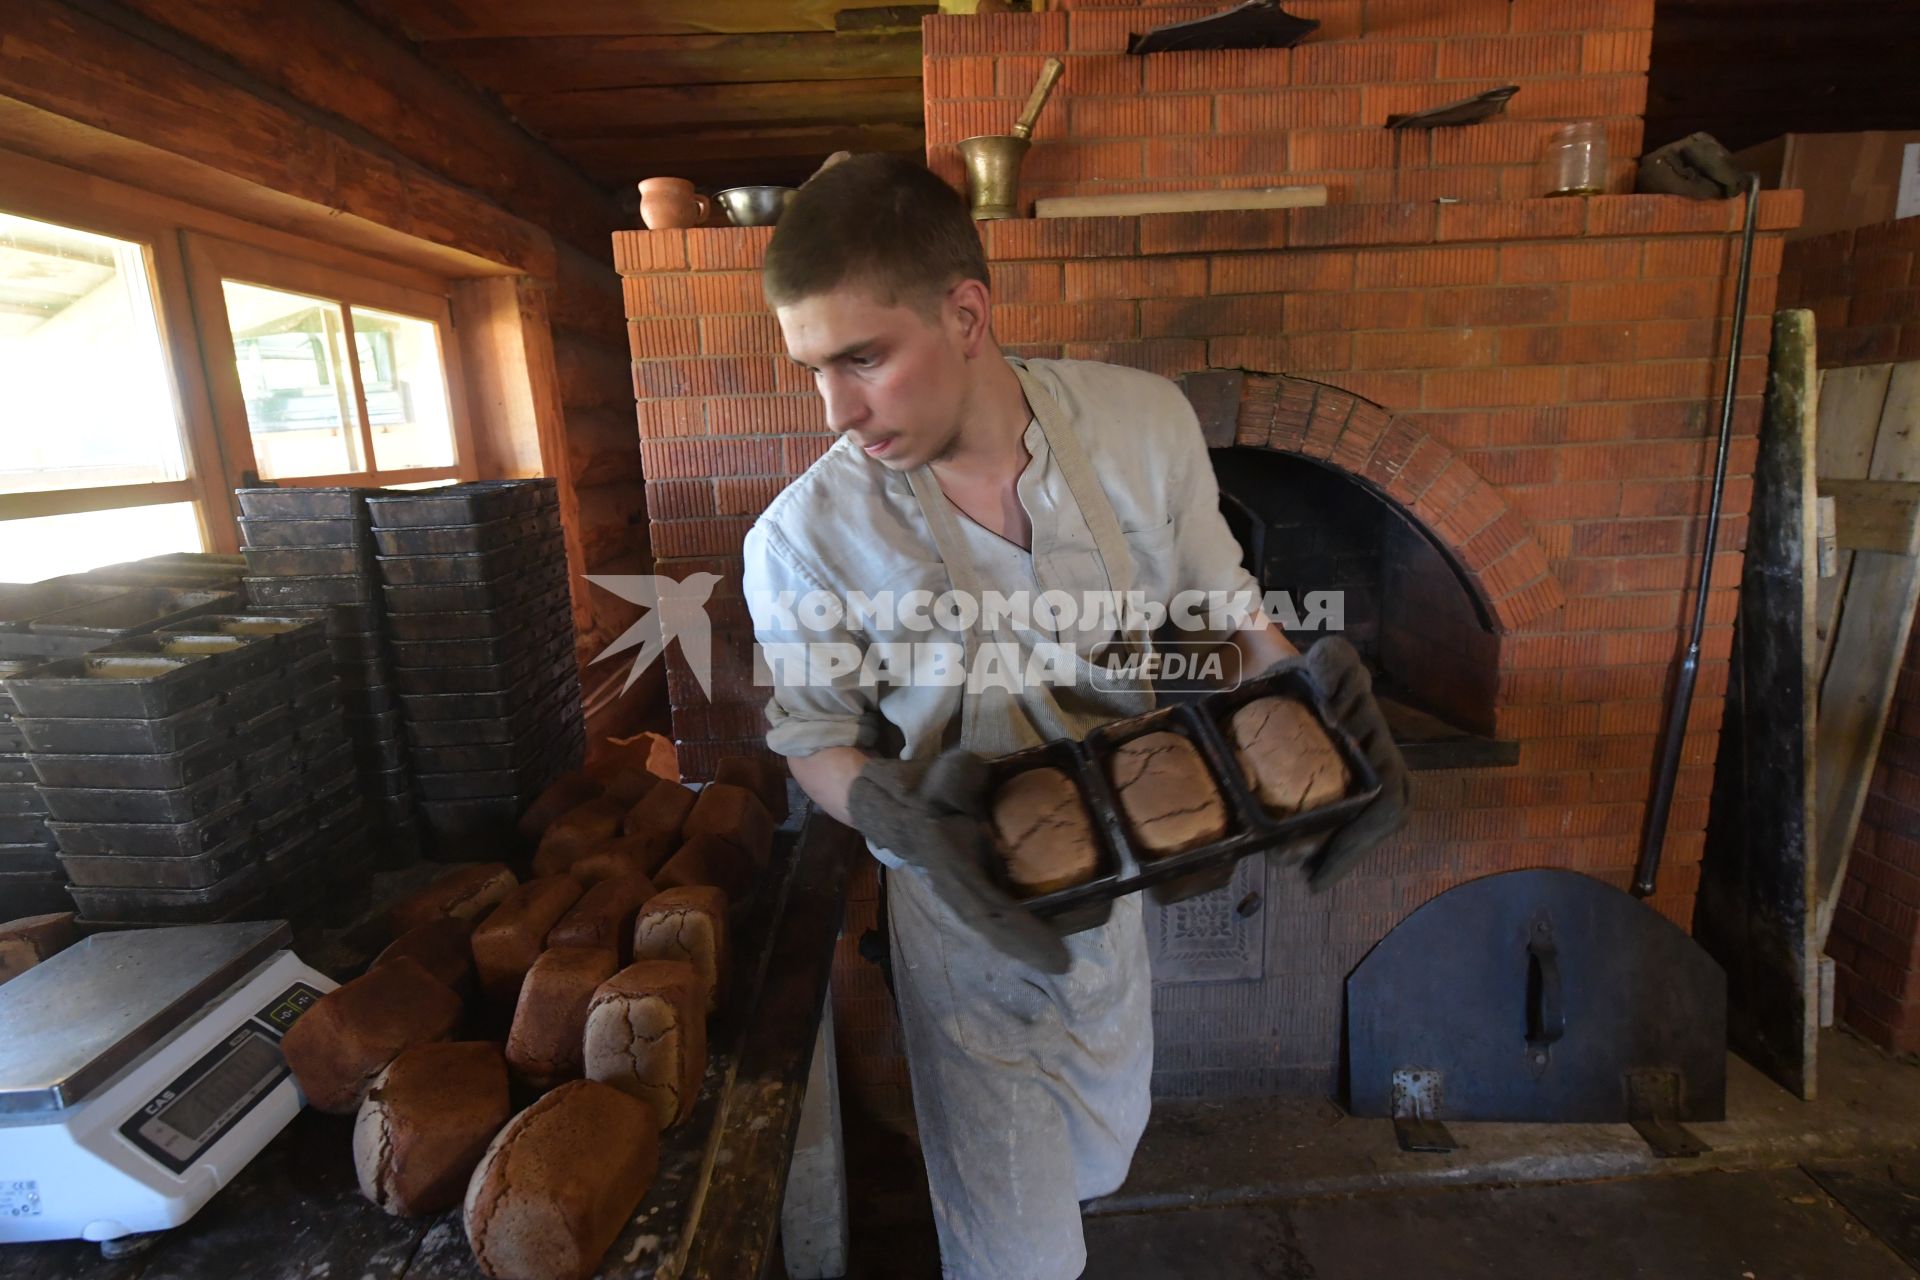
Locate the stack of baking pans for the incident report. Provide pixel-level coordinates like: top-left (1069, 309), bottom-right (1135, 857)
top-left (2, 618), bottom-right (370, 927)
top-left (0, 658), bottom-right (69, 919)
top-left (368, 480), bottom-right (585, 855)
top-left (234, 486), bottom-right (420, 863)
top-left (0, 578), bottom-right (241, 661)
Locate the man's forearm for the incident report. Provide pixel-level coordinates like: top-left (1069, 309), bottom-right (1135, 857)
top-left (788, 745), bottom-right (873, 826)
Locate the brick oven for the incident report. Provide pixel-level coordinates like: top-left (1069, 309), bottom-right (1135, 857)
top-left (613, 0), bottom-right (1800, 1112)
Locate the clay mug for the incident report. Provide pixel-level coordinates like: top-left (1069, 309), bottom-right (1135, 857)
top-left (638, 177), bottom-right (711, 230)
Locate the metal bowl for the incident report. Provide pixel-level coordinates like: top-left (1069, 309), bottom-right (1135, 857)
top-left (716, 186), bottom-right (797, 227)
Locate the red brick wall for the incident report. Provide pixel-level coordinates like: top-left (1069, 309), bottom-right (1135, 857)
top-left (923, 2), bottom-right (1651, 210)
top-left (616, 189), bottom-right (1799, 1107)
top-left (1832, 629), bottom-right (1920, 1055)
top-left (1779, 217), bottom-right (1920, 368)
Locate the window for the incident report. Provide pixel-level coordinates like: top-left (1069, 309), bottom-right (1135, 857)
top-left (0, 155), bottom-right (481, 582)
top-left (186, 236), bottom-right (473, 490)
top-left (0, 211), bottom-right (204, 580)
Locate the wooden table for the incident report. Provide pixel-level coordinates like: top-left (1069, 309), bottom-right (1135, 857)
top-left (0, 808), bottom-right (856, 1280)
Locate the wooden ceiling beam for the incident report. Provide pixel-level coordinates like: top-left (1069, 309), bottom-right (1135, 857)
top-left (553, 122), bottom-right (924, 182)
top-left (0, 0), bottom-right (552, 275)
top-left (503, 78), bottom-right (922, 138)
top-left (419, 32), bottom-right (921, 93)
top-left (356, 0), bottom-right (921, 40)
top-left (109, 0), bottom-right (621, 260)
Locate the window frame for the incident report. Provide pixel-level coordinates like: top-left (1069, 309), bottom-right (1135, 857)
top-left (0, 180), bottom-right (235, 549)
top-left (182, 233), bottom-right (479, 494)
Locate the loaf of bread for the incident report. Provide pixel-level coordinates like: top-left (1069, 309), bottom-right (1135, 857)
top-left (1107, 730), bottom-right (1229, 856)
top-left (281, 957), bottom-right (464, 1114)
top-left (623, 781), bottom-right (696, 845)
top-left (547, 872), bottom-right (657, 960)
top-left (471, 875), bottom-right (586, 1006)
top-left (463, 1079), bottom-right (660, 1280)
top-left (388, 863), bottom-right (517, 937)
top-left (989, 767), bottom-right (1100, 897)
top-left (631, 886), bottom-right (729, 1014)
top-left (353, 1041), bottom-right (511, 1216)
top-left (516, 772), bottom-right (601, 841)
top-left (0, 911), bottom-right (77, 986)
top-left (535, 797), bottom-right (627, 868)
top-left (654, 835), bottom-right (756, 904)
top-left (715, 755), bottom-right (790, 823)
top-left (584, 961), bottom-right (707, 1131)
top-left (590, 766), bottom-right (660, 806)
top-left (682, 783), bottom-right (774, 868)
top-left (505, 946), bottom-right (619, 1090)
top-left (373, 917), bottom-right (476, 1000)
top-left (559, 845), bottom-right (648, 886)
top-left (1228, 696), bottom-right (1352, 816)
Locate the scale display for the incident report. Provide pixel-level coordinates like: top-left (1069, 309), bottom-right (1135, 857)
top-left (116, 980), bottom-right (323, 1176)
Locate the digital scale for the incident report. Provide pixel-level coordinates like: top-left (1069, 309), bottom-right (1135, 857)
top-left (0, 920), bottom-right (335, 1245)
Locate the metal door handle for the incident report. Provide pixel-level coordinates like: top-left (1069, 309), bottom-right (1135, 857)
top-left (1527, 931), bottom-right (1564, 1048)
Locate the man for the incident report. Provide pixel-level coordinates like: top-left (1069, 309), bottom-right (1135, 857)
top-left (742, 154), bottom-right (1406, 1278)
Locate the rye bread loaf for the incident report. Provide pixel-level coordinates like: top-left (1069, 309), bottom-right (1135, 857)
top-left (281, 957), bottom-right (464, 1114)
top-left (559, 845), bottom-right (648, 886)
top-left (471, 875), bottom-right (585, 1006)
top-left (353, 1041), bottom-right (511, 1216)
top-left (989, 767), bottom-right (1100, 897)
top-left (622, 782), bottom-right (697, 846)
top-left (0, 911), bottom-right (77, 986)
top-left (681, 783), bottom-right (773, 868)
top-left (586, 764), bottom-right (659, 806)
top-left (373, 917), bottom-right (476, 1000)
top-left (631, 886), bottom-right (729, 1014)
top-left (516, 772), bottom-right (601, 842)
top-left (534, 797), bottom-right (627, 868)
top-left (463, 1079), bottom-right (660, 1280)
top-left (546, 872), bottom-right (657, 961)
top-left (653, 835), bottom-right (756, 904)
top-left (714, 755), bottom-right (789, 823)
top-left (505, 947), bottom-right (619, 1090)
top-left (387, 864), bottom-right (517, 938)
top-left (1107, 730), bottom-right (1228, 856)
top-left (1228, 696), bottom-right (1351, 816)
top-left (583, 960), bottom-right (707, 1130)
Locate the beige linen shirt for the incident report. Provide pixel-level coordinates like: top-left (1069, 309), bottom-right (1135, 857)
top-left (742, 357), bottom-right (1260, 823)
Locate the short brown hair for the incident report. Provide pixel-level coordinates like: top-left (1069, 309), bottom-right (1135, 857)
top-left (762, 153), bottom-right (989, 312)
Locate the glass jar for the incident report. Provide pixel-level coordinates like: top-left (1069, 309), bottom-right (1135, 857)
top-left (1542, 122), bottom-right (1608, 197)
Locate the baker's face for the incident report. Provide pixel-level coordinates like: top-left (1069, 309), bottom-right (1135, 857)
top-left (777, 281), bottom-right (974, 472)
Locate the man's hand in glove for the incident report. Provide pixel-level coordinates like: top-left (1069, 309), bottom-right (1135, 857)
top-left (1266, 637), bottom-right (1411, 891)
top-left (847, 749), bottom-right (1072, 974)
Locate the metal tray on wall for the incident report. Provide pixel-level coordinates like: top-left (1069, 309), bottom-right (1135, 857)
top-left (243, 575), bottom-right (377, 607)
top-left (27, 736), bottom-right (237, 791)
top-left (379, 561), bottom-right (566, 615)
top-left (241, 545), bottom-right (373, 577)
top-left (45, 799), bottom-right (253, 859)
top-left (107, 631), bottom-right (280, 685)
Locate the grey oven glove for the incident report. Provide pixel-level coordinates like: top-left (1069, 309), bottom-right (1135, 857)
top-left (847, 748), bottom-right (1072, 975)
top-left (1262, 637), bottom-right (1411, 892)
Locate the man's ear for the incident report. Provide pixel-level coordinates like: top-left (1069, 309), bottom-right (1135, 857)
top-left (947, 278), bottom-right (993, 357)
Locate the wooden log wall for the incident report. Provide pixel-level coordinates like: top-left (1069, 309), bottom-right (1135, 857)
top-left (0, 0), bottom-right (658, 734)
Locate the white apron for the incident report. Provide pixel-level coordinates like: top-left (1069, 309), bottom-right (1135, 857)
top-left (887, 364), bottom-right (1156, 1280)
